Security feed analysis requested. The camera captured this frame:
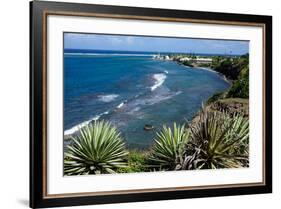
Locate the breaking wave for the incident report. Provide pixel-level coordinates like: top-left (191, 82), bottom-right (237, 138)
top-left (64, 111), bottom-right (109, 136)
top-left (150, 73), bottom-right (167, 91)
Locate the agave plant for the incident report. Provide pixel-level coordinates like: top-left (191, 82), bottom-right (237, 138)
top-left (149, 123), bottom-right (190, 170)
top-left (64, 121), bottom-right (128, 175)
top-left (182, 109), bottom-right (249, 170)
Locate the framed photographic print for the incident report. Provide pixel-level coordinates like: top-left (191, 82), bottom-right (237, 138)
top-left (30, 0), bottom-right (272, 208)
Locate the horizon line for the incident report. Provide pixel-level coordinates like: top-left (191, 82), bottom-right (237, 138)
top-left (64, 48), bottom-right (248, 56)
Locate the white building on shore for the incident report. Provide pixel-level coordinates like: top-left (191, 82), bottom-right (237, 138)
top-left (153, 54), bottom-right (172, 60)
top-left (179, 57), bottom-right (212, 64)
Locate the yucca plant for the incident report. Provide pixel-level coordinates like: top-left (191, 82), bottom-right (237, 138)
top-left (149, 123), bottom-right (190, 170)
top-left (182, 109), bottom-right (249, 170)
top-left (64, 121), bottom-right (128, 175)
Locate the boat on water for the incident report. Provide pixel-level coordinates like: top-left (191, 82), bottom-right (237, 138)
top-left (143, 124), bottom-right (154, 131)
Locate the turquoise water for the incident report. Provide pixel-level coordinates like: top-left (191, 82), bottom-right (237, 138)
top-left (64, 51), bottom-right (230, 149)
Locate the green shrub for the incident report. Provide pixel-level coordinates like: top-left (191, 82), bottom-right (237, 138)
top-left (64, 121), bottom-right (128, 175)
top-left (211, 54), bottom-right (249, 81)
top-left (117, 151), bottom-right (149, 173)
top-left (149, 123), bottom-right (190, 170)
top-left (227, 65), bottom-right (249, 98)
top-left (182, 60), bottom-right (194, 67)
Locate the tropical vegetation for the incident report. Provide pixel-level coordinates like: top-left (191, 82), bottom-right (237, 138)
top-left (64, 106), bottom-right (249, 174)
top-left (212, 54), bottom-right (249, 98)
top-left (64, 121), bottom-right (128, 175)
top-left (117, 151), bottom-right (149, 173)
top-left (183, 109), bottom-right (249, 169)
top-left (149, 123), bottom-right (190, 170)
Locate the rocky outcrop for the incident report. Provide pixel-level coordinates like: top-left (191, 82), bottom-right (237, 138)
top-left (190, 98), bottom-right (249, 126)
top-left (210, 98), bottom-right (249, 117)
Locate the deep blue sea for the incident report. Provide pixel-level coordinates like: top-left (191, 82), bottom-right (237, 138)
top-left (64, 50), bottom-right (230, 149)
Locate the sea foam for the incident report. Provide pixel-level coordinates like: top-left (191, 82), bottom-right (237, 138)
top-left (64, 120), bottom-right (91, 136)
top-left (64, 111), bottom-right (109, 136)
top-left (98, 94), bottom-right (119, 102)
top-left (116, 102), bottom-right (125, 109)
top-left (150, 73), bottom-right (167, 91)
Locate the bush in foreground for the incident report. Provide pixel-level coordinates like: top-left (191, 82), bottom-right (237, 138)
top-left (182, 109), bottom-right (249, 170)
top-left (149, 123), bottom-right (190, 170)
top-left (64, 121), bottom-right (128, 175)
top-left (64, 107), bottom-right (249, 175)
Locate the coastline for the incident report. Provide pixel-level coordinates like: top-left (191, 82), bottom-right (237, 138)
top-left (64, 56), bottom-right (234, 148)
top-left (197, 67), bottom-right (232, 84)
top-left (174, 60), bottom-right (232, 85)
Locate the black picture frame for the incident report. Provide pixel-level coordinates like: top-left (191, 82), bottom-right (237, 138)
top-left (30, 1), bottom-right (272, 208)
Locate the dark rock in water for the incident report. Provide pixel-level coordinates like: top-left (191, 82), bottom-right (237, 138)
top-left (143, 124), bottom-right (154, 131)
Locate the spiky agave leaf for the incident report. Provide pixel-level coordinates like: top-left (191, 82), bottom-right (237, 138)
top-left (149, 123), bottom-right (190, 170)
top-left (64, 121), bottom-right (128, 175)
top-left (183, 109), bottom-right (249, 170)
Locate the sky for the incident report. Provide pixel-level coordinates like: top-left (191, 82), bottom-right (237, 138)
top-left (64, 33), bottom-right (249, 55)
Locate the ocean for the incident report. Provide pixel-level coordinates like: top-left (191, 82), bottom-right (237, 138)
top-left (64, 49), bottom-right (230, 149)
